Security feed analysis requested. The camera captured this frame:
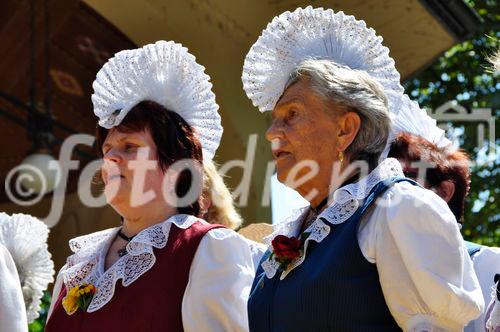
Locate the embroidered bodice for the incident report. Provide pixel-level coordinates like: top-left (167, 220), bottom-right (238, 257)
top-left (61, 214), bottom-right (200, 312)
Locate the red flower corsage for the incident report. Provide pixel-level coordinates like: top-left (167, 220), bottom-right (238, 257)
top-left (269, 232), bottom-right (310, 270)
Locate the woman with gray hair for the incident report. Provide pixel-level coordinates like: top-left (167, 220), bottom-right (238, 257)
top-left (242, 7), bottom-right (483, 332)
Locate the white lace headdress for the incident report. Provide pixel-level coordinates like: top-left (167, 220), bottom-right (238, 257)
top-left (0, 213), bottom-right (54, 322)
top-left (92, 40), bottom-right (222, 160)
top-left (242, 6), bottom-right (452, 157)
top-left (242, 6), bottom-right (404, 114)
top-left (384, 93), bottom-right (453, 156)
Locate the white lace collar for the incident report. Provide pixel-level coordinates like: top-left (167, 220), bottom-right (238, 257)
top-left (61, 214), bottom-right (200, 313)
top-left (262, 158), bottom-right (403, 280)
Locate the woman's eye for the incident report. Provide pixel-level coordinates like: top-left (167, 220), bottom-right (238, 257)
top-left (124, 144), bottom-right (137, 152)
top-left (286, 110), bottom-right (297, 121)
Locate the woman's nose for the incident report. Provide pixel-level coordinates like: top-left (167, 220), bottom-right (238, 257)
top-left (266, 121), bottom-right (283, 142)
top-left (103, 148), bottom-right (123, 164)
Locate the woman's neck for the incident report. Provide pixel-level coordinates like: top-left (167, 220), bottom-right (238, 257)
top-left (309, 166), bottom-right (360, 213)
top-left (120, 205), bottom-right (176, 237)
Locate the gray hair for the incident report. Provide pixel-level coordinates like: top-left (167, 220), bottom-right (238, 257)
top-left (286, 59), bottom-right (391, 169)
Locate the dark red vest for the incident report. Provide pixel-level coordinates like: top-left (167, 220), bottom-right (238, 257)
top-left (46, 222), bottom-right (223, 332)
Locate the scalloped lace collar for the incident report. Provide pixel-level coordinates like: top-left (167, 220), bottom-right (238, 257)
top-left (262, 158), bottom-right (403, 280)
top-left (61, 214), bottom-right (200, 312)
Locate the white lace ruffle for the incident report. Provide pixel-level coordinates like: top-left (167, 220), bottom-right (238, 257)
top-left (262, 158), bottom-right (403, 279)
top-left (381, 92), bottom-right (453, 160)
top-left (61, 214), bottom-right (200, 312)
top-left (92, 40), bottom-right (222, 160)
top-left (242, 6), bottom-right (404, 113)
top-left (0, 213), bottom-right (54, 322)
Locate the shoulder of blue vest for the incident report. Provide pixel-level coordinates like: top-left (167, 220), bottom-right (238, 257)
top-left (464, 241), bottom-right (482, 258)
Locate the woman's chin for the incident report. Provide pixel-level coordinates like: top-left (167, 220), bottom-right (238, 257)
top-left (104, 188), bottom-right (129, 208)
top-left (276, 166), bottom-right (293, 185)
top-left (107, 199), bottom-right (133, 220)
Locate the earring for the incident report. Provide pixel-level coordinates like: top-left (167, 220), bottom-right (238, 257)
top-left (338, 151), bottom-right (344, 164)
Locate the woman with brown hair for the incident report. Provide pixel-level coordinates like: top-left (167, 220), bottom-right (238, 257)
top-left (45, 41), bottom-right (254, 331)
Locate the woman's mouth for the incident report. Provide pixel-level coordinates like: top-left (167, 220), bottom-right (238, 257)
top-left (106, 174), bottom-right (124, 183)
top-left (273, 150), bottom-right (291, 160)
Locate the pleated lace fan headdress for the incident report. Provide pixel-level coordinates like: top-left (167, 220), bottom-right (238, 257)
top-left (0, 213), bottom-right (54, 323)
top-left (380, 92), bottom-right (454, 158)
top-left (242, 6), bottom-right (404, 114)
top-left (242, 6), bottom-right (452, 157)
top-left (393, 94), bottom-right (452, 148)
top-left (92, 40), bottom-right (222, 161)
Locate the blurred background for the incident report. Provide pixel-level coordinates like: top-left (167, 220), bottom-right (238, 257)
top-left (0, 1), bottom-right (497, 329)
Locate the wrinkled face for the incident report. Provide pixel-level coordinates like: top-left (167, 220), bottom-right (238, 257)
top-left (101, 127), bottom-right (166, 211)
top-left (266, 78), bottom-right (343, 192)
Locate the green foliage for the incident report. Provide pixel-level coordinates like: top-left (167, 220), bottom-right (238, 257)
top-left (28, 291), bottom-right (51, 332)
top-left (404, 0), bottom-right (499, 245)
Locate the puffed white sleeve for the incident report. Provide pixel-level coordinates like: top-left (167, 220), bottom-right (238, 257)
top-left (465, 246), bottom-right (500, 332)
top-left (181, 228), bottom-right (255, 332)
top-left (0, 243), bottom-right (28, 332)
top-left (46, 265), bottom-right (65, 322)
top-left (359, 182), bottom-right (484, 332)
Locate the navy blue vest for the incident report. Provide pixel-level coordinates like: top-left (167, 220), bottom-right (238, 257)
top-left (248, 178), bottom-right (416, 332)
top-left (465, 241), bottom-right (482, 257)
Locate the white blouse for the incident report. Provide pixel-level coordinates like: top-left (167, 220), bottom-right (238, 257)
top-left (263, 158), bottom-right (484, 332)
top-left (0, 243), bottom-right (28, 332)
top-left (243, 237), bottom-right (267, 268)
top-left (47, 215), bottom-right (255, 332)
top-left (464, 246), bottom-right (500, 332)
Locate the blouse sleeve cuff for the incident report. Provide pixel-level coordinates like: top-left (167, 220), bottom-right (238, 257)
top-left (406, 314), bottom-right (463, 332)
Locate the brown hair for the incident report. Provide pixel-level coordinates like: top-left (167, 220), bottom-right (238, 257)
top-left (96, 100), bottom-right (204, 216)
top-left (388, 132), bottom-right (470, 223)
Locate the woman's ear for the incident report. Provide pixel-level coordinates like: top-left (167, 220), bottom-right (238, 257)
top-left (163, 168), bottom-right (180, 196)
top-left (336, 111), bottom-right (361, 152)
top-left (434, 180), bottom-right (456, 203)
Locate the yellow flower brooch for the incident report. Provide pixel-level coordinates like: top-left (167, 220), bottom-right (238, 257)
top-left (62, 283), bottom-right (96, 315)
